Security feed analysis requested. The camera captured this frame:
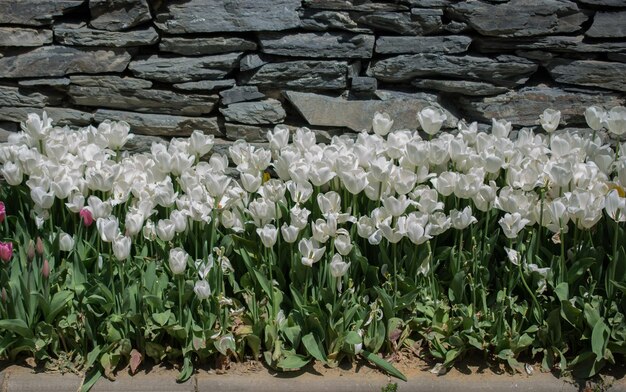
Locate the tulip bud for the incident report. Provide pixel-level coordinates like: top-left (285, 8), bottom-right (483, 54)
top-left (36, 237), bottom-right (44, 256)
top-left (0, 201), bottom-right (6, 224)
top-left (26, 240), bottom-right (35, 262)
top-left (79, 207), bottom-right (94, 227)
top-left (0, 242), bottom-right (13, 263)
top-left (1, 287), bottom-right (6, 303)
top-left (42, 259), bottom-right (50, 279)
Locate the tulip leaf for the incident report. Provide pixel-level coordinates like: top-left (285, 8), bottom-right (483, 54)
top-left (0, 319), bottom-right (33, 339)
top-left (45, 290), bottom-right (73, 324)
top-left (277, 353), bottom-right (309, 370)
top-left (591, 320), bottom-right (609, 359)
top-left (302, 333), bottom-right (327, 364)
top-left (361, 350), bottom-right (407, 381)
top-left (253, 269), bottom-right (272, 298)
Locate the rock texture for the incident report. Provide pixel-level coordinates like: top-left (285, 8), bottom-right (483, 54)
top-left (154, 0), bottom-right (301, 33)
top-left (285, 90), bottom-right (457, 132)
top-left (129, 53), bottom-right (241, 83)
top-left (0, 0), bottom-right (622, 146)
top-left (449, 0), bottom-right (588, 37)
top-left (0, 27), bottom-right (53, 47)
top-left (94, 110), bottom-right (221, 136)
top-left (89, 0), bottom-right (152, 31)
top-left (259, 32), bottom-right (375, 58)
top-left (54, 24), bottom-right (159, 47)
top-left (0, 46), bottom-right (131, 78)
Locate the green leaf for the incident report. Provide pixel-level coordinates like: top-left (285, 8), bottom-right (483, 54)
top-left (153, 311), bottom-right (172, 327)
top-left (302, 333), bottom-right (327, 364)
top-left (46, 290), bottom-right (73, 324)
top-left (177, 355), bottom-right (194, 382)
top-left (345, 331), bottom-right (362, 345)
top-left (554, 282), bottom-right (569, 302)
top-left (591, 320), bottom-right (609, 359)
top-left (361, 350), bottom-right (407, 382)
top-left (80, 366), bottom-right (103, 392)
top-left (253, 269), bottom-right (272, 299)
top-left (277, 353), bottom-right (309, 370)
top-left (0, 319), bottom-right (33, 339)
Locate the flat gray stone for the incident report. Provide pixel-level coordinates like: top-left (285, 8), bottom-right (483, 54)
top-left (160, 37), bottom-right (257, 56)
top-left (586, 11), bottom-right (626, 38)
top-left (90, 0), bottom-right (152, 31)
top-left (404, 0), bottom-right (452, 6)
top-left (54, 25), bottom-right (159, 47)
top-left (299, 10), bottom-right (372, 33)
top-left (219, 86), bottom-right (265, 105)
top-left (0, 1), bottom-right (84, 26)
top-left (240, 54), bottom-right (267, 72)
top-left (369, 54), bottom-right (537, 86)
top-left (220, 99), bottom-right (286, 125)
top-left (449, 0), bottom-right (588, 37)
top-left (608, 53), bottom-right (626, 63)
top-left (375, 35), bottom-right (471, 54)
top-left (18, 78), bottom-right (71, 88)
top-left (94, 109), bottom-right (222, 136)
top-left (244, 61), bottom-right (348, 91)
top-left (456, 86), bottom-right (625, 127)
top-left (577, 0), bottom-right (626, 5)
top-left (547, 59), bottom-right (626, 92)
top-left (0, 46), bottom-right (131, 78)
top-left (225, 123), bottom-right (272, 142)
top-left (154, 0), bottom-right (301, 33)
top-left (4, 369), bottom-right (83, 392)
top-left (0, 86), bottom-right (58, 107)
top-left (0, 122), bottom-right (18, 141)
top-left (351, 76), bottom-right (377, 94)
top-left (444, 21), bottom-right (469, 34)
top-left (284, 90), bottom-right (457, 132)
top-left (259, 32), bottom-right (375, 58)
top-left (475, 35), bottom-right (626, 53)
top-left (0, 27), bottom-right (52, 46)
top-left (123, 134), bottom-right (167, 154)
top-left (70, 75), bottom-right (153, 89)
top-left (0, 106), bottom-right (93, 125)
top-left (69, 85), bottom-right (218, 115)
top-left (302, 0), bottom-right (408, 12)
top-left (128, 53), bottom-right (241, 83)
top-left (357, 10), bottom-right (442, 35)
top-left (412, 79), bottom-right (510, 96)
top-left (173, 80), bottom-right (236, 92)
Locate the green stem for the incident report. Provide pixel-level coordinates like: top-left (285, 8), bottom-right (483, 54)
top-left (178, 275), bottom-right (184, 325)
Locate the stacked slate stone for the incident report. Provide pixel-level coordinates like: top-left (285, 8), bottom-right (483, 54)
top-left (0, 0), bottom-right (625, 146)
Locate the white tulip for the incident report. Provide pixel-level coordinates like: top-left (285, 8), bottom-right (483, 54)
top-left (605, 190), bottom-right (626, 222)
top-left (30, 187), bottom-right (54, 209)
top-left (539, 109), bottom-right (560, 133)
top-left (372, 111), bottom-right (394, 136)
top-left (97, 216), bottom-right (120, 243)
top-left (256, 224), bottom-right (278, 248)
top-left (58, 231), bottom-right (75, 252)
top-left (499, 212), bottom-right (530, 239)
top-left (585, 106), bottom-right (607, 131)
top-left (194, 280), bottom-right (211, 300)
top-left (491, 118), bottom-right (512, 138)
top-left (23, 112), bottom-right (52, 140)
top-left (169, 247), bottom-right (189, 275)
top-left (189, 130), bottom-right (214, 157)
top-left (382, 195), bottom-right (411, 217)
top-left (417, 106), bottom-right (447, 136)
top-left (286, 180), bottom-right (313, 204)
top-left (2, 161), bottom-right (23, 186)
top-left (262, 179), bottom-right (286, 203)
top-left (340, 168), bottom-right (369, 195)
top-left (290, 205), bottom-right (311, 230)
top-left (607, 106), bottom-right (626, 136)
top-left (334, 234), bottom-right (353, 256)
top-left (267, 125), bottom-right (290, 151)
top-left (330, 254), bottom-right (350, 278)
top-left (112, 234), bottom-right (132, 260)
top-left (298, 238), bottom-right (325, 267)
top-left (156, 219), bottom-right (176, 241)
top-left (125, 211), bottom-right (145, 236)
top-left (505, 247), bottom-right (519, 266)
top-left (450, 206), bottom-right (477, 230)
top-left (281, 223), bottom-right (300, 244)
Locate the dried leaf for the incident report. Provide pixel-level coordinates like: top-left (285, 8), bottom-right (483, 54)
top-left (129, 349), bottom-right (142, 375)
top-left (525, 363), bottom-right (534, 376)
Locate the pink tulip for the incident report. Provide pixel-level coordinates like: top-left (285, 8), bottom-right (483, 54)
top-left (0, 201), bottom-right (5, 223)
top-left (0, 242), bottom-right (13, 263)
top-left (1, 287), bottom-right (6, 303)
top-left (80, 208), bottom-right (94, 227)
top-left (36, 237), bottom-right (44, 256)
top-left (42, 259), bottom-right (50, 279)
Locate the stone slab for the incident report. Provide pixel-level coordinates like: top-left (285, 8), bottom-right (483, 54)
top-left (449, 0), bottom-right (588, 37)
top-left (369, 54), bottom-right (537, 86)
top-left (259, 32), bottom-right (375, 58)
top-left (302, 0), bottom-right (409, 12)
top-left (18, 78), bottom-right (71, 88)
top-left (284, 90), bottom-right (457, 132)
top-left (69, 85), bottom-right (218, 115)
top-left (240, 54), bottom-right (268, 72)
top-left (154, 0), bottom-right (301, 33)
top-left (0, 27), bottom-right (53, 47)
top-left (0, 1), bottom-right (84, 26)
top-left (456, 86), bottom-right (625, 127)
top-left (586, 11), bottom-right (626, 38)
top-left (54, 25), bottom-right (159, 47)
top-left (299, 10), bottom-right (372, 33)
top-left (412, 79), bottom-right (509, 96)
top-left (0, 86), bottom-right (57, 107)
top-left (0, 46), bottom-right (131, 78)
top-left (475, 35), bottom-right (626, 53)
top-left (70, 75), bottom-right (153, 90)
top-left (3, 369), bottom-right (82, 392)
top-left (548, 59), bottom-right (626, 92)
top-left (173, 80), bottom-right (236, 92)
top-left (219, 86), bottom-right (265, 105)
top-left (356, 10), bottom-right (442, 35)
top-left (160, 37), bottom-right (257, 56)
top-left (90, 0), bottom-right (152, 31)
top-left (244, 61), bottom-right (348, 91)
top-left (375, 35), bottom-right (471, 54)
top-left (0, 106), bottom-right (93, 125)
top-left (128, 53), bottom-right (241, 83)
top-left (0, 122), bottom-right (17, 141)
top-left (220, 99), bottom-right (286, 125)
top-left (94, 109), bottom-right (222, 136)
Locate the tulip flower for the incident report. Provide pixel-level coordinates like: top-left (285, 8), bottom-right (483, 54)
top-left (113, 235), bottom-right (132, 260)
top-left (267, 125), bottom-right (290, 151)
top-left (36, 237), bottom-right (44, 256)
top-left (417, 106), bottom-right (447, 136)
top-left (194, 280), bottom-right (211, 300)
top-left (585, 106), bottom-right (607, 131)
top-left (607, 106), bottom-right (626, 136)
top-left (256, 224), bottom-right (278, 248)
top-left (372, 111), bottom-right (394, 137)
top-left (58, 231), bottom-right (75, 252)
top-left (80, 208), bottom-right (94, 227)
top-left (492, 118), bottom-right (512, 138)
top-left (298, 238), bottom-right (325, 267)
top-left (539, 109), bottom-right (561, 133)
top-left (0, 201), bottom-right (5, 223)
top-left (169, 247), bottom-right (189, 275)
top-left (499, 212), bottom-right (531, 239)
top-left (0, 242), bottom-right (13, 263)
top-left (281, 223), bottom-right (300, 244)
top-left (42, 259), bottom-right (50, 279)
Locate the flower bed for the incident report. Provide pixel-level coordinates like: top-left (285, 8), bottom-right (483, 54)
top-left (0, 106), bottom-right (625, 389)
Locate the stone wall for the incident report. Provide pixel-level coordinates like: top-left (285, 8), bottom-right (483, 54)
top-left (0, 0), bottom-right (625, 144)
